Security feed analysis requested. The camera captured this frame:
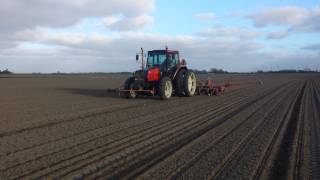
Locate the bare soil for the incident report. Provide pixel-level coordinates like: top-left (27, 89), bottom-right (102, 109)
top-left (0, 73), bottom-right (319, 179)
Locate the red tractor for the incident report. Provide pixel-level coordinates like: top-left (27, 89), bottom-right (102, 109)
top-left (122, 47), bottom-right (197, 100)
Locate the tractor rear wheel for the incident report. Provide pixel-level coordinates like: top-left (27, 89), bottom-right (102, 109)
top-left (175, 69), bottom-right (186, 96)
top-left (159, 77), bottom-right (173, 100)
top-left (124, 77), bottom-right (137, 99)
top-left (183, 71), bottom-right (197, 97)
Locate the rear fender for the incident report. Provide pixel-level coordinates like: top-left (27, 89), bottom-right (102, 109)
top-left (172, 67), bottom-right (187, 80)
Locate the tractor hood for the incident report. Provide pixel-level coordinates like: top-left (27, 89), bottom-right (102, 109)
top-left (133, 69), bottom-right (146, 80)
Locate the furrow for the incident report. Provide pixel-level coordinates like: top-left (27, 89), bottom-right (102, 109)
top-left (2, 87), bottom-right (254, 178)
top-left (209, 81), bottom-right (302, 180)
top-left (139, 80), bottom-right (296, 180)
top-left (86, 82), bottom-right (292, 179)
top-left (266, 81), bottom-right (307, 180)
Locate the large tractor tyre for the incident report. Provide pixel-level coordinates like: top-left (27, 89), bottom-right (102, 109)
top-left (159, 77), bottom-right (173, 100)
top-left (175, 69), bottom-right (187, 96)
top-left (183, 71), bottom-right (197, 97)
top-left (124, 77), bottom-right (137, 99)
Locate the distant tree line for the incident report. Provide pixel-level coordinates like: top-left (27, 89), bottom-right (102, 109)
top-left (31, 72), bottom-right (132, 75)
top-left (194, 68), bottom-right (319, 74)
top-left (0, 68), bottom-right (13, 74)
top-left (193, 68), bottom-right (229, 74)
top-left (256, 69), bottom-right (319, 73)
top-left (6, 68), bottom-right (318, 75)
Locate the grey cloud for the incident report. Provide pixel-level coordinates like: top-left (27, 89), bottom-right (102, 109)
top-left (301, 44), bottom-right (320, 51)
top-left (0, 0), bottom-right (155, 50)
top-left (0, 41), bottom-right (17, 49)
top-left (247, 6), bottom-right (308, 27)
top-left (36, 31), bottom-right (263, 56)
top-left (0, 32), bottom-right (266, 73)
top-left (103, 15), bottom-right (154, 31)
top-left (2, 31), bottom-right (318, 73)
top-left (266, 30), bottom-right (289, 39)
top-left (194, 12), bottom-right (216, 21)
top-left (0, 33), bottom-right (19, 49)
top-left (0, 2), bottom-right (317, 73)
top-left (247, 6), bottom-right (320, 34)
top-left (258, 52), bottom-right (320, 71)
top-left (0, 0), bottom-right (154, 33)
top-left (198, 26), bottom-right (261, 40)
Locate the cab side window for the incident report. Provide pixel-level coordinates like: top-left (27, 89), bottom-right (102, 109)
top-left (166, 54), bottom-right (173, 69)
top-left (173, 53), bottom-right (179, 65)
top-left (168, 53), bottom-right (178, 67)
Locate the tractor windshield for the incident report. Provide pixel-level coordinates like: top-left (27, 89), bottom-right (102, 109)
top-left (147, 52), bottom-right (166, 68)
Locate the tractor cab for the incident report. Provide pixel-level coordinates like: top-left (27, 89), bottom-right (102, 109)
top-left (146, 50), bottom-right (179, 71)
top-left (145, 49), bottom-right (181, 82)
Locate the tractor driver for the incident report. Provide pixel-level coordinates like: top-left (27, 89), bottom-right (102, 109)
top-left (161, 54), bottom-right (173, 70)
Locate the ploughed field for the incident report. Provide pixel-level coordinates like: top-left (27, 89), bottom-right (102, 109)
top-left (0, 73), bottom-right (319, 179)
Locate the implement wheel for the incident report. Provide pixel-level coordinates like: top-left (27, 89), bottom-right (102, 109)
top-left (124, 77), bottom-right (137, 99)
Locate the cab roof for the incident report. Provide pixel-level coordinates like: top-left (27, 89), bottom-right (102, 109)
top-left (148, 49), bottom-right (179, 54)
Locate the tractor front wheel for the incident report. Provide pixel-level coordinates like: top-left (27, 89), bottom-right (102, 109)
top-left (159, 77), bottom-right (173, 100)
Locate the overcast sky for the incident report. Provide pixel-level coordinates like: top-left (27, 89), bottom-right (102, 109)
top-left (0, 0), bottom-right (319, 73)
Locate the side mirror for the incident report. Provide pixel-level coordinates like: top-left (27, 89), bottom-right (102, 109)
top-left (136, 54), bottom-right (139, 61)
